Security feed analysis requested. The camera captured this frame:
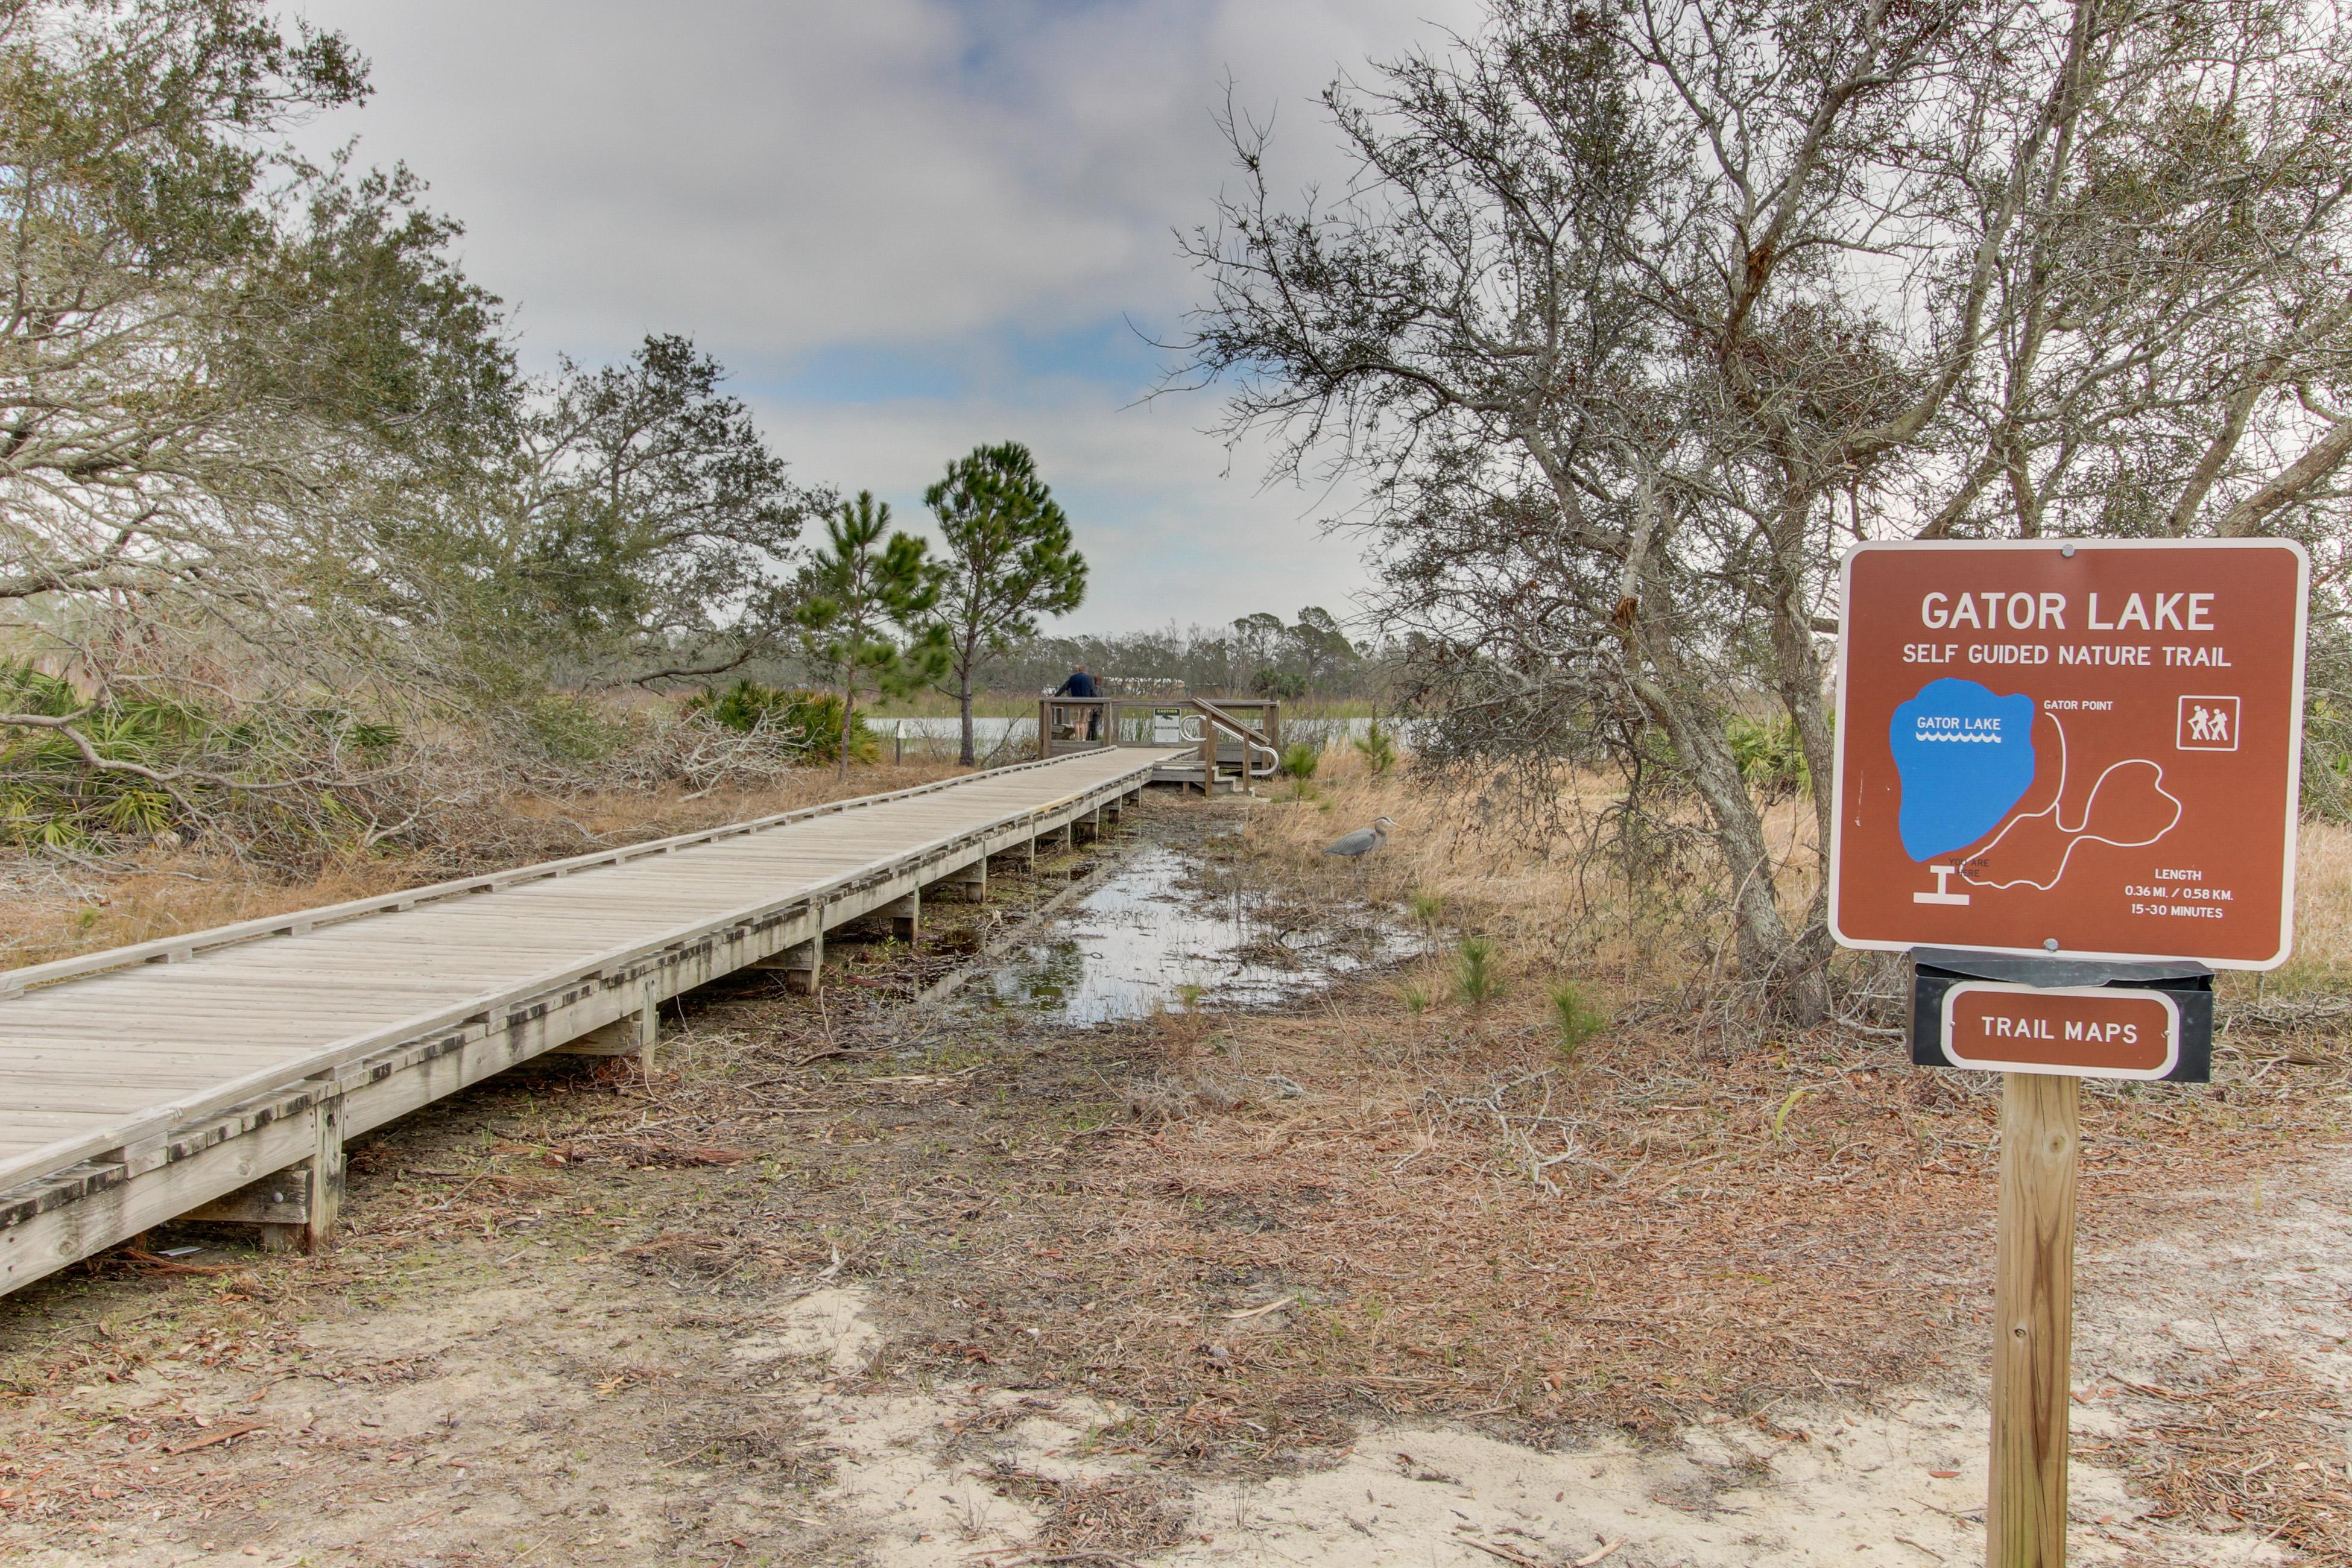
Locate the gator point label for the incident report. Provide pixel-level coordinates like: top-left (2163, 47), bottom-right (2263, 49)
top-left (1830, 539), bottom-right (2308, 969)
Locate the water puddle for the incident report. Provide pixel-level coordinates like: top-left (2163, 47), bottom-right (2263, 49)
top-left (979, 840), bottom-right (1416, 1025)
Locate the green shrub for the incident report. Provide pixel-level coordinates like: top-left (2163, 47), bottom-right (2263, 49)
top-left (1547, 981), bottom-right (1606, 1061)
top-left (0, 662), bottom-right (407, 857)
top-left (1279, 741), bottom-right (1321, 781)
top-left (683, 681), bottom-right (877, 763)
top-left (793, 692), bottom-right (880, 765)
top-left (0, 663), bottom-right (204, 850)
top-left (1408, 890), bottom-right (1446, 925)
top-left (1352, 721), bottom-right (1399, 776)
top-left (527, 694), bottom-right (633, 764)
top-left (1727, 713), bottom-right (1811, 797)
top-left (1251, 669), bottom-right (1310, 700)
top-left (1452, 936), bottom-right (1502, 1008)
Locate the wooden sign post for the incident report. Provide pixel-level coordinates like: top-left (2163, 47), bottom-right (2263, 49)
top-left (1827, 539), bottom-right (2312, 1568)
top-left (1990, 1072), bottom-right (2078, 1567)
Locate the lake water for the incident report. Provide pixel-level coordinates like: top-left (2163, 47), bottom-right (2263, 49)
top-left (976, 838), bottom-right (1417, 1026)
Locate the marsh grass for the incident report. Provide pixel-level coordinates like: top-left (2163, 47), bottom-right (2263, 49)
top-left (1240, 738), bottom-right (2352, 1008)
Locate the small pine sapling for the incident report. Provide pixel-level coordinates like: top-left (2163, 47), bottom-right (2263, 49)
top-left (1547, 982), bottom-right (1606, 1062)
top-left (1452, 937), bottom-right (1501, 1008)
top-left (1279, 741), bottom-right (1320, 797)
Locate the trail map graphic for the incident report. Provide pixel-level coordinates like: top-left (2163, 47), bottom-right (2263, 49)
top-left (1890, 678), bottom-right (2038, 861)
top-left (1891, 677), bottom-right (2184, 894)
top-left (1830, 540), bottom-right (2307, 969)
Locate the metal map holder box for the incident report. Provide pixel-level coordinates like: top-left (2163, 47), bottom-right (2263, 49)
top-left (1909, 946), bottom-right (2214, 1084)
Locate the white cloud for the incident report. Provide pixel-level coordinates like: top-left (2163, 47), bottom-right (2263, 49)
top-left (766, 386), bottom-right (1382, 636)
top-left (288, 0), bottom-right (1484, 628)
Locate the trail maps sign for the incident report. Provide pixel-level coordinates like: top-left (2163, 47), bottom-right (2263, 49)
top-left (1829, 538), bottom-right (2309, 969)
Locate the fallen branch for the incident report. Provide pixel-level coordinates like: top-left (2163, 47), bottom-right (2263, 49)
top-left (162, 1420), bottom-right (270, 1455)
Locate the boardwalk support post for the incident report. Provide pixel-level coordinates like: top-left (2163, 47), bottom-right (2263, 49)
top-left (194, 1089), bottom-right (344, 1254)
top-left (881, 890), bottom-right (919, 944)
top-left (755, 935), bottom-right (822, 994)
top-left (949, 859), bottom-right (986, 903)
top-left (558, 982), bottom-right (659, 1076)
top-left (287, 1092), bottom-right (343, 1254)
top-left (1990, 1071), bottom-right (2079, 1567)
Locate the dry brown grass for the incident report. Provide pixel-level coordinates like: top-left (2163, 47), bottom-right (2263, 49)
top-left (1249, 742), bottom-right (2352, 1003)
top-left (0, 760), bottom-right (966, 970)
top-left (976, 992), bottom-right (2351, 1464)
top-left (1243, 745), bottom-right (1832, 1000)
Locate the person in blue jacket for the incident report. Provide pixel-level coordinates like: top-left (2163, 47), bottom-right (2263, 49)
top-left (1054, 664), bottom-right (1101, 738)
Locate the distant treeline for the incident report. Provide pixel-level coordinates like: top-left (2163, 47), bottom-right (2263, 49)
top-left (691, 608), bottom-right (1391, 704)
top-left (994, 609), bottom-right (1382, 700)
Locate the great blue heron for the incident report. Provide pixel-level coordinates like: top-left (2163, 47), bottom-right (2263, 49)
top-left (1323, 816), bottom-right (1396, 861)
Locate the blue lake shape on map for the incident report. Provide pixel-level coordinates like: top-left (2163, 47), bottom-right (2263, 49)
top-left (1889, 677), bottom-right (2038, 862)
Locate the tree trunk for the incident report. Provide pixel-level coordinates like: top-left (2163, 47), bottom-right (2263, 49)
top-left (1765, 501), bottom-right (1840, 993)
top-left (838, 675), bottom-right (854, 780)
top-left (1632, 632), bottom-right (1831, 1025)
top-left (958, 657), bottom-right (977, 769)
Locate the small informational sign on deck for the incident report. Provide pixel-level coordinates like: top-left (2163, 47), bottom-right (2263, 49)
top-left (1830, 539), bottom-right (2309, 968)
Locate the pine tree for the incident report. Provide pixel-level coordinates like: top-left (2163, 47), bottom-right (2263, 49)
top-left (794, 492), bottom-right (949, 777)
top-left (926, 443), bottom-right (1088, 766)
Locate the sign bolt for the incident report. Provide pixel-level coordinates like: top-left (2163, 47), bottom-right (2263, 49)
top-left (2044, 938), bottom-right (2060, 951)
top-left (2060, 542), bottom-right (2076, 557)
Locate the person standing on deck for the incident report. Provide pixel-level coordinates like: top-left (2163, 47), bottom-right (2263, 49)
top-left (1054, 663), bottom-right (1101, 739)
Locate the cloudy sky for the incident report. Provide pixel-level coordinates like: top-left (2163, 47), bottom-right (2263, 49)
top-left (286, 1), bottom-right (1484, 634)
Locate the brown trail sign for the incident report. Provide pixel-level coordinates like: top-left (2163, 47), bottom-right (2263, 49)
top-left (1829, 538), bottom-right (2309, 1568)
top-left (1942, 983), bottom-right (2179, 1078)
top-left (1832, 537), bottom-right (2307, 968)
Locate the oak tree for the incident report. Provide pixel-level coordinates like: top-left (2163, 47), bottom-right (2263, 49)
top-left (1183, 0), bottom-right (2352, 1021)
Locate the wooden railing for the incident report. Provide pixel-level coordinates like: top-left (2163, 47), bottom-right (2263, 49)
top-left (1036, 696), bottom-right (1282, 789)
top-left (1192, 698), bottom-right (1280, 782)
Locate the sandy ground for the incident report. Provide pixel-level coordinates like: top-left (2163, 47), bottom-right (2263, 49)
top-left (0, 803), bottom-right (2344, 1566)
top-left (5, 1174), bottom-right (2330, 1568)
top-left (659, 1160), bottom-right (2348, 1568)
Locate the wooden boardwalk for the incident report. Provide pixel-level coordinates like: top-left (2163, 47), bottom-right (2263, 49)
top-left (0, 747), bottom-right (1187, 1297)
